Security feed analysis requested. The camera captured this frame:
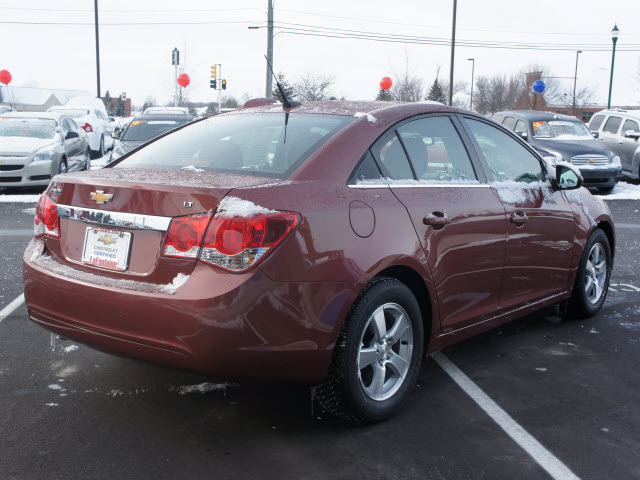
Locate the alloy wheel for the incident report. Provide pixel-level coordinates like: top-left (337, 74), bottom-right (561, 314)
top-left (584, 242), bottom-right (607, 304)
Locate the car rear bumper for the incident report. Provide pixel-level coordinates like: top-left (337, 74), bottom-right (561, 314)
top-left (577, 165), bottom-right (622, 188)
top-left (23, 239), bottom-right (359, 384)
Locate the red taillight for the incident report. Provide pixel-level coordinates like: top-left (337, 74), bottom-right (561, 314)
top-left (34, 195), bottom-right (59, 239)
top-left (162, 214), bottom-right (212, 258)
top-left (82, 123), bottom-right (93, 133)
top-left (200, 212), bottom-right (299, 272)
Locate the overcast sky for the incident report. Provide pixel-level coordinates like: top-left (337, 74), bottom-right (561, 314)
top-left (1, 0), bottom-right (639, 108)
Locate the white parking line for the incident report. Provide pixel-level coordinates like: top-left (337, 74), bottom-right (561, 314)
top-left (0, 294), bottom-right (25, 323)
top-left (432, 352), bottom-right (580, 480)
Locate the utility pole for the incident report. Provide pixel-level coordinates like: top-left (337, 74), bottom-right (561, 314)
top-left (448, 0), bottom-right (457, 106)
top-left (172, 48), bottom-right (179, 107)
top-left (265, 0), bottom-right (274, 99)
top-left (94, 0), bottom-right (101, 98)
top-left (571, 50), bottom-right (582, 117)
top-left (468, 58), bottom-right (475, 111)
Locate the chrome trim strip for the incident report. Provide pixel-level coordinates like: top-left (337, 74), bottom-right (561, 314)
top-left (57, 204), bottom-right (172, 231)
top-left (348, 183), bottom-right (490, 189)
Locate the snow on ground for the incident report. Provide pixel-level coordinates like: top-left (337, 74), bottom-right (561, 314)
top-left (599, 181), bottom-right (640, 200)
top-left (90, 151), bottom-right (113, 170)
top-left (0, 194), bottom-right (41, 203)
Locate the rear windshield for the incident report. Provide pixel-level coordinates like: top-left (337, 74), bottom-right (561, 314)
top-left (50, 108), bottom-right (90, 118)
top-left (114, 113), bottom-right (353, 178)
top-left (121, 119), bottom-right (189, 141)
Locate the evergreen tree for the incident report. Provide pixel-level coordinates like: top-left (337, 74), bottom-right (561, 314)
top-left (116, 97), bottom-right (125, 116)
top-left (103, 91), bottom-right (115, 115)
top-left (427, 78), bottom-right (447, 104)
top-left (142, 101), bottom-right (150, 112)
top-left (376, 88), bottom-right (392, 101)
top-left (272, 73), bottom-right (296, 103)
top-left (205, 102), bottom-right (217, 116)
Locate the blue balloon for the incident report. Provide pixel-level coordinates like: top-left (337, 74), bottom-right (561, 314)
top-left (532, 80), bottom-right (546, 94)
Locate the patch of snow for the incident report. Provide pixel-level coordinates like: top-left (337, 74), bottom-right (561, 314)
top-left (48, 384), bottom-right (62, 390)
top-left (491, 180), bottom-right (551, 204)
top-left (30, 241), bottom-right (43, 262)
top-left (535, 367), bottom-right (547, 372)
top-left (45, 403), bottom-right (59, 407)
top-left (589, 328), bottom-right (599, 334)
top-left (545, 134), bottom-right (592, 141)
top-left (216, 196), bottom-right (276, 218)
top-left (23, 207), bottom-right (36, 215)
top-left (35, 254), bottom-right (188, 295)
top-left (170, 382), bottom-right (227, 395)
top-left (356, 178), bottom-right (480, 186)
top-left (0, 194), bottom-right (41, 203)
top-left (354, 112), bottom-right (377, 124)
top-left (108, 389), bottom-right (124, 397)
top-left (89, 153), bottom-right (112, 170)
top-left (180, 165), bottom-right (205, 173)
top-left (600, 181), bottom-right (640, 200)
top-left (63, 345), bottom-right (79, 353)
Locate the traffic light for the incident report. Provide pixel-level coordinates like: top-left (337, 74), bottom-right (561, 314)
top-left (222, 79), bottom-right (227, 90)
top-left (210, 79), bottom-right (217, 89)
top-left (211, 65), bottom-right (217, 79)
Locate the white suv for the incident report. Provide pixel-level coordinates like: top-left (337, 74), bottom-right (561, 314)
top-left (589, 109), bottom-right (640, 179)
top-left (48, 105), bottom-right (114, 159)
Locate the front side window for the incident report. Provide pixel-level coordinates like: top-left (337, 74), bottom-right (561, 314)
top-left (115, 113), bottom-right (353, 179)
top-left (396, 116), bottom-right (477, 182)
top-left (588, 114), bottom-right (605, 131)
top-left (514, 120), bottom-right (527, 135)
top-left (464, 118), bottom-right (542, 183)
top-left (502, 116), bottom-right (516, 130)
top-left (603, 116), bottom-right (622, 134)
top-left (371, 132), bottom-right (414, 180)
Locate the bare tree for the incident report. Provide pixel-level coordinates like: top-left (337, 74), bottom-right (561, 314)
top-left (474, 74), bottom-right (523, 115)
top-left (293, 73), bottom-right (334, 101)
top-left (390, 58), bottom-right (424, 102)
top-left (440, 79), bottom-right (469, 108)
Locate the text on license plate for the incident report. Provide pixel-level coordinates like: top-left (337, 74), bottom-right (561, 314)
top-left (81, 227), bottom-right (132, 271)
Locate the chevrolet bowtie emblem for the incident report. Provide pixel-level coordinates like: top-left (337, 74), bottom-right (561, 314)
top-left (98, 234), bottom-right (117, 245)
top-left (90, 190), bottom-right (113, 204)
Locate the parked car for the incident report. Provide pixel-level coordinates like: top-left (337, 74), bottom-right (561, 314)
top-left (493, 110), bottom-right (621, 192)
top-left (0, 111), bottom-right (90, 187)
top-left (0, 105), bottom-right (14, 114)
top-left (588, 109), bottom-right (640, 180)
top-left (143, 106), bottom-right (192, 117)
top-left (48, 105), bottom-right (114, 159)
top-left (23, 101), bottom-right (614, 422)
top-left (110, 113), bottom-right (192, 162)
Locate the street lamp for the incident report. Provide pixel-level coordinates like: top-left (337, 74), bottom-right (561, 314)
top-left (468, 58), bottom-right (475, 111)
top-left (607, 24), bottom-right (619, 109)
top-left (571, 50), bottom-right (582, 117)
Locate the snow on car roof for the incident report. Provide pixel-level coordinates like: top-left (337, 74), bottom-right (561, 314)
top-left (0, 111), bottom-right (65, 121)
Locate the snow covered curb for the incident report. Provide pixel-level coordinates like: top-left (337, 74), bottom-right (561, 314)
top-left (34, 254), bottom-right (189, 295)
top-left (599, 181), bottom-right (640, 200)
top-left (216, 196), bottom-right (276, 218)
top-left (0, 194), bottom-right (41, 203)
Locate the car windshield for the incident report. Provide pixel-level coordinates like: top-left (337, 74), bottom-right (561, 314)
top-left (532, 120), bottom-right (592, 140)
top-left (50, 109), bottom-right (90, 118)
top-left (0, 118), bottom-right (58, 139)
top-left (114, 113), bottom-right (354, 178)
top-left (121, 119), bottom-right (189, 142)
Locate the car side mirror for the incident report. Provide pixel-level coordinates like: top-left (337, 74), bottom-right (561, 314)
top-left (591, 131), bottom-right (599, 139)
top-left (623, 130), bottom-right (640, 140)
top-left (517, 131), bottom-right (528, 141)
top-left (111, 131), bottom-right (121, 139)
top-left (554, 163), bottom-right (583, 190)
top-left (65, 131), bottom-right (79, 140)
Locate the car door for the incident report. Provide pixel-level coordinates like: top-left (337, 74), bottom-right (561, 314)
top-left (619, 118), bottom-right (640, 173)
top-left (370, 114), bottom-right (507, 332)
top-left (599, 115), bottom-right (623, 158)
top-left (460, 116), bottom-right (575, 309)
top-left (61, 118), bottom-right (81, 169)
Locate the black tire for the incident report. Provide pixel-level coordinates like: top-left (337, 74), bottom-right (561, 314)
top-left (90, 135), bottom-right (104, 159)
top-left (598, 186), bottom-right (614, 193)
top-left (81, 149), bottom-right (90, 171)
top-left (316, 277), bottom-right (424, 424)
top-left (58, 159), bottom-right (68, 175)
top-left (568, 229), bottom-right (612, 318)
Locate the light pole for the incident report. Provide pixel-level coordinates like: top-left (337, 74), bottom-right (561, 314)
top-left (94, 0), bottom-right (101, 98)
top-left (468, 58), bottom-right (475, 111)
top-left (607, 24), bottom-right (619, 109)
top-left (571, 50), bottom-right (582, 117)
top-left (448, 0), bottom-right (457, 106)
top-left (265, 0), bottom-right (274, 99)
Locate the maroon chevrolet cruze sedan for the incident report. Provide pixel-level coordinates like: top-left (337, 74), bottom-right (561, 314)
top-left (23, 100), bottom-right (614, 422)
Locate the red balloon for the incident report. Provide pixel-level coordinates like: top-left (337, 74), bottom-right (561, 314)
top-left (177, 73), bottom-right (190, 88)
top-left (0, 70), bottom-right (12, 85)
top-left (380, 76), bottom-right (392, 91)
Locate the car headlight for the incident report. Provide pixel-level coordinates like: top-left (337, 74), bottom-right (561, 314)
top-left (32, 150), bottom-right (55, 163)
top-left (611, 155), bottom-right (621, 166)
top-left (541, 151), bottom-right (563, 165)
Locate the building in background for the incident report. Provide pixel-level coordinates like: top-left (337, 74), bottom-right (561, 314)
top-left (0, 86), bottom-right (89, 112)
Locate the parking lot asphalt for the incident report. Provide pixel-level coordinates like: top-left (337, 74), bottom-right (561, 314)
top-left (1, 188), bottom-right (639, 480)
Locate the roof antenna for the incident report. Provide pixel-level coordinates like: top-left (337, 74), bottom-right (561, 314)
top-left (264, 55), bottom-right (301, 109)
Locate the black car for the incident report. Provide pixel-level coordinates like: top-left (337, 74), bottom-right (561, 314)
top-left (493, 110), bottom-right (621, 192)
top-left (110, 113), bottom-right (192, 162)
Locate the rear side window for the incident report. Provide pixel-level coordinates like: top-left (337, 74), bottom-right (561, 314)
top-left (396, 116), bottom-right (477, 182)
top-left (603, 116), bottom-right (622, 134)
top-left (464, 118), bottom-right (542, 183)
top-left (371, 132), bottom-right (414, 180)
top-left (623, 119), bottom-right (639, 133)
top-left (348, 151), bottom-right (382, 184)
top-left (115, 113), bottom-right (353, 179)
top-left (588, 114), bottom-right (605, 131)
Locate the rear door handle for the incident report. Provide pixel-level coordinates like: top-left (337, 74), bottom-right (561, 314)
top-left (510, 211), bottom-right (528, 225)
top-left (423, 211), bottom-right (449, 226)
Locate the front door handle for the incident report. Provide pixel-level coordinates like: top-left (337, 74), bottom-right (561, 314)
top-left (510, 211), bottom-right (528, 225)
top-left (423, 211), bottom-right (449, 226)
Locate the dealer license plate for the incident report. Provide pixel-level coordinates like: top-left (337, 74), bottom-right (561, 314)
top-left (81, 227), bottom-right (132, 271)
